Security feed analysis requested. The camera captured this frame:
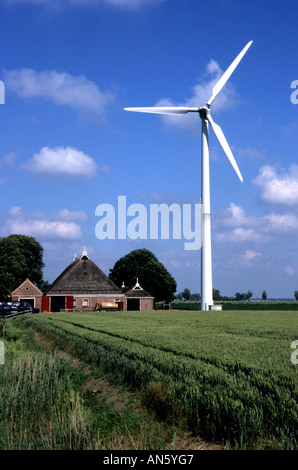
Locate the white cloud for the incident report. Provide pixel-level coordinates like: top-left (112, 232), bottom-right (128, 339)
top-left (253, 164), bottom-right (298, 205)
top-left (263, 212), bottom-right (298, 232)
top-left (240, 250), bottom-right (261, 267)
top-left (155, 59), bottom-right (240, 133)
top-left (215, 201), bottom-right (298, 245)
top-left (4, 69), bottom-right (114, 117)
top-left (5, 220), bottom-right (82, 240)
top-left (24, 146), bottom-right (98, 177)
top-left (228, 203), bottom-right (247, 221)
top-left (215, 227), bottom-right (265, 243)
top-left (222, 202), bottom-right (257, 227)
top-left (3, 206), bottom-right (87, 240)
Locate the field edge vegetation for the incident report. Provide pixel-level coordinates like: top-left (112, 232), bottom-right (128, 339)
top-left (0, 318), bottom-right (182, 450)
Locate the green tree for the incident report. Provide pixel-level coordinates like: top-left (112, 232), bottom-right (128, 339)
top-left (109, 248), bottom-right (177, 302)
top-left (235, 290), bottom-right (253, 301)
top-left (183, 288), bottom-right (190, 300)
top-left (262, 290), bottom-right (267, 300)
top-left (246, 289), bottom-right (253, 300)
top-left (294, 291), bottom-right (298, 301)
top-left (40, 280), bottom-right (51, 295)
top-left (190, 292), bottom-right (201, 301)
top-left (213, 288), bottom-right (221, 301)
top-left (0, 235), bottom-right (45, 300)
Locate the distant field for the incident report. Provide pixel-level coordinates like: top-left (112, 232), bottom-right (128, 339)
top-left (22, 310), bottom-right (298, 447)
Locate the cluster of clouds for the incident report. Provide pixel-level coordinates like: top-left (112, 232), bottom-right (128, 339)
top-left (0, 146), bottom-right (108, 178)
top-left (214, 163), bottom-right (298, 276)
top-left (253, 164), bottom-right (298, 205)
top-left (3, 206), bottom-right (88, 240)
top-left (4, 68), bottom-right (114, 119)
top-left (2, 67), bottom-right (112, 178)
top-left (24, 146), bottom-right (99, 177)
top-left (3, 56), bottom-right (240, 133)
top-left (216, 199), bottom-right (298, 244)
top-left (3, 56), bottom-right (239, 138)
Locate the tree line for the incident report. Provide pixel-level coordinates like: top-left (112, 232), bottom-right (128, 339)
top-left (176, 288), bottom-right (271, 301)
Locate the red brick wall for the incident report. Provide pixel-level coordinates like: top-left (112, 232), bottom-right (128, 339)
top-left (140, 298), bottom-right (154, 311)
top-left (41, 294), bottom-right (153, 312)
top-left (124, 297), bottom-right (155, 311)
top-left (73, 295), bottom-right (125, 311)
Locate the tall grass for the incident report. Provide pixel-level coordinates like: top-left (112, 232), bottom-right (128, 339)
top-left (0, 319), bottom-right (174, 450)
top-left (0, 352), bottom-right (94, 449)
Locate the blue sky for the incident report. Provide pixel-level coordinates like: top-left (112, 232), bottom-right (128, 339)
top-left (0, 0), bottom-right (298, 299)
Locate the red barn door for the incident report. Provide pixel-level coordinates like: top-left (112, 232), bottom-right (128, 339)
top-left (66, 296), bottom-right (73, 311)
top-left (42, 296), bottom-right (50, 312)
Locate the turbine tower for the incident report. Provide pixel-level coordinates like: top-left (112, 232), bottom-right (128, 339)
top-left (124, 41), bottom-right (253, 311)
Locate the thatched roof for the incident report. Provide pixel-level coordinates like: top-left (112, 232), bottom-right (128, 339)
top-left (47, 251), bottom-right (122, 296)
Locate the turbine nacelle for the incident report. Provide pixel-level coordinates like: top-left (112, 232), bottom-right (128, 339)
top-left (198, 106), bottom-right (210, 119)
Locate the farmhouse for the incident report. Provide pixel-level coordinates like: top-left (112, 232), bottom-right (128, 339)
top-left (41, 249), bottom-right (154, 312)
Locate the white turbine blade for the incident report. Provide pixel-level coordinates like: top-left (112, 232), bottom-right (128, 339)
top-left (124, 106), bottom-right (199, 115)
top-left (207, 114), bottom-right (243, 182)
top-left (207, 41), bottom-right (253, 108)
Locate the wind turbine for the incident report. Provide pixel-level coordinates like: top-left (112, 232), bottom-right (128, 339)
top-left (124, 41), bottom-right (253, 311)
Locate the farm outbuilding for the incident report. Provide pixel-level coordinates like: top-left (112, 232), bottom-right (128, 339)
top-left (11, 278), bottom-right (43, 312)
top-left (121, 279), bottom-right (155, 311)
